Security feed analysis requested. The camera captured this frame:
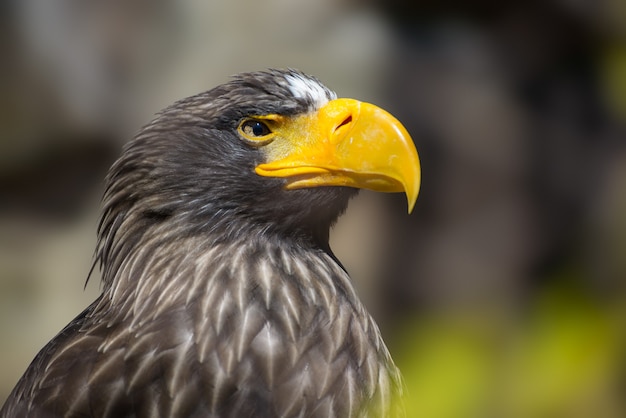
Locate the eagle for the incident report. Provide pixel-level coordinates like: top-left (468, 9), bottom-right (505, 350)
top-left (1, 69), bottom-right (420, 417)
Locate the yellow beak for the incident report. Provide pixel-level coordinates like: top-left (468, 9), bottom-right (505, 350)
top-left (253, 98), bottom-right (421, 213)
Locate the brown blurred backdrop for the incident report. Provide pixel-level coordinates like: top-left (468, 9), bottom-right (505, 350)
top-left (1, 0), bottom-right (625, 416)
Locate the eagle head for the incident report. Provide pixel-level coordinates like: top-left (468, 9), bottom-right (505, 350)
top-left (97, 69), bottom-right (420, 282)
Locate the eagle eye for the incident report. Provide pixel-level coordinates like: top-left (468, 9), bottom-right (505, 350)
top-left (239, 119), bottom-right (273, 140)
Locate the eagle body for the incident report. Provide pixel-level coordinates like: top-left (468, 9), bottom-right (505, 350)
top-left (1, 70), bottom-right (419, 417)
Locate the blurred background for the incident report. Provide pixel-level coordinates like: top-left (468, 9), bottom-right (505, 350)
top-left (1, 0), bottom-right (625, 416)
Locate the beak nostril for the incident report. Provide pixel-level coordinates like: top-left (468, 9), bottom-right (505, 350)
top-left (335, 115), bottom-right (352, 132)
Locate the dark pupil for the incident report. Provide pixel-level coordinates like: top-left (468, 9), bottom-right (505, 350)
top-left (252, 122), bottom-right (266, 136)
top-left (242, 120), bottom-right (271, 137)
